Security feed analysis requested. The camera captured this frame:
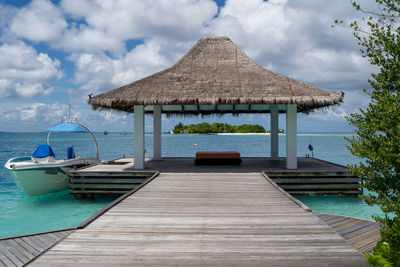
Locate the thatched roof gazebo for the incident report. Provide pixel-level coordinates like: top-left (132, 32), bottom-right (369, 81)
top-left (88, 36), bottom-right (342, 169)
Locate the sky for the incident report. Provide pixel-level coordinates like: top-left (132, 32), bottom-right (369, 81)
top-left (0, 0), bottom-right (377, 132)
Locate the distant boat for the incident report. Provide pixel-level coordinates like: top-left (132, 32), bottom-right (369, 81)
top-left (104, 131), bottom-right (108, 135)
top-left (120, 132), bottom-right (127, 135)
top-left (4, 119), bottom-right (101, 196)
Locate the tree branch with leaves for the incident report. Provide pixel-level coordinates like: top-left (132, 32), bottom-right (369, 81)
top-left (336, 0), bottom-right (400, 265)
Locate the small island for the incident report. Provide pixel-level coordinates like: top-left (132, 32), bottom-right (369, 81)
top-left (171, 122), bottom-right (285, 134)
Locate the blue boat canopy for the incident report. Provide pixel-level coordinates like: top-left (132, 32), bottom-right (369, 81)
top-left (32, 144), bottom-right (55, 158)
top-left (45, 123), bottom-right (86, 132)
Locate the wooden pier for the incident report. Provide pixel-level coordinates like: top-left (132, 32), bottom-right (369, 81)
top-left (0, 229), bottom-right (74, 267)
top-left (315, 212), bottom-right (381, 253)
top-left (32, 170), bottom-right (368, 266)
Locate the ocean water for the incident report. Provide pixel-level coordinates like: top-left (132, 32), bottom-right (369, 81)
top-left (0, 132), bottom-right (382, 238)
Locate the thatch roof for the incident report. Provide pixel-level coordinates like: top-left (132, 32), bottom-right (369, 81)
top-left (88, 36), bottom-right (342, 114)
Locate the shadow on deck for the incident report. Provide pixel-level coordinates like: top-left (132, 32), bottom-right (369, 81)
top-left (102, 157), bottom-right (347, 173)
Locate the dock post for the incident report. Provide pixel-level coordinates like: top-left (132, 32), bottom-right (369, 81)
top-left (270, 105), bottom-right (279, 159)
top-left (286, 104), bottom-right (297, 169)
top-left (153, 105), bottom-right (162, 161)
top-left (134, 105), bottom-right (145, 169)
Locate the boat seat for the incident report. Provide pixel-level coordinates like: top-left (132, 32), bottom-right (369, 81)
top-left (194, 151), bottom-right (242, 165)
top-left (31, 144), bottom-right (56, 163)
top-left (66, 146), bottom-right (75, 159)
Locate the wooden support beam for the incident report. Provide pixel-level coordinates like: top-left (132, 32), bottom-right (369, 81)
top-left (153, 105), bottom-right (162, 161)
top-left (270, 105), bottom-right (279, 158)
top-left (134, 106), bottom-right (145, 169)
top-left (286, 104), bottom-right (297, 169)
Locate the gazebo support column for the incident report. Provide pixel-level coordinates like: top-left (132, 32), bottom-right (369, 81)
top-left (270, 105), bottom-right (279, 159)
top-left (286, 104), bottom-right (297, 169)
top-left (134, 105), bottom-right (145, 169)
top-left (153, 105), bottom-right (162, 161)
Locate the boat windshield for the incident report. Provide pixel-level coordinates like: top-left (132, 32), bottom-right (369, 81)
top-left (45, 122), bottom-right (99, 160)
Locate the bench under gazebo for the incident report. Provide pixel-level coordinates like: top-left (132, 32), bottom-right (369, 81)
top-left (88, 36), bottom-right (342, 170)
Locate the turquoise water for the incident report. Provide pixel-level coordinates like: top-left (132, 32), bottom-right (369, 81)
top-left (0, 132), bottom-right (383, 238)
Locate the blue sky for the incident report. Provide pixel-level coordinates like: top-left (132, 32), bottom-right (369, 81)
top-left (0, 0), bottom-right (375, 132)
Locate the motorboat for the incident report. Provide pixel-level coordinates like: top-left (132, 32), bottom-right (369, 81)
top-left (4, 120), bottom-right (101, 196)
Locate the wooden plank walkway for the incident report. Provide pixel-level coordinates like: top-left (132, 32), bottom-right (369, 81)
top-left (31, 172), bottom-right (367, 266)
top-left (0, 229), bottom-right (74, 267)
top-left (315, 212), bottom-right (381, 253)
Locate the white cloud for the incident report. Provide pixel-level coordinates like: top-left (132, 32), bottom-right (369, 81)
top-left (10, 0), bottom-right (67, 42)
top-left (0, 101), bottom-right (131, 132)
top-left (0, 42), bottom-right (63, 98)
top-left (55, 25), bottom-right (125, 54)
top-left (60, 0), bottom-right (97, 20)
top-left (209, 0), bottom-right (291, 55)
top-left (0, 80), bottom-right (52, 98)
top-left (57, 0), bottom-right (218, 53)
top-left (304, 89), bottom-right (371, 123)
top-left (99, 110), bottom-right (128, 125)
top-left (71, 39), bottom-right (169, 95)
top-left (2, 102), bottom-right (70, 125)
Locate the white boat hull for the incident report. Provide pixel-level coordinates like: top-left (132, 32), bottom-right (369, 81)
top-left (10, 167), bottom-right (70, 196)
top-left (5, 157), bottom-right (100, 196)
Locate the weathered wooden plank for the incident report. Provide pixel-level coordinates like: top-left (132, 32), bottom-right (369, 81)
top-left (70, 190), bottom-right (130, 194)
top-left (291, 190), bottom-right (361, 195)
top-left (348, 228), bottom-right (381, 244)
top-left (354, 233), bottom-right (381, 249)
top-left (331, 219), bottom-right (360, 229)
top-left (0, 250), bottom-right (16, 267)
top-left (329, 217), bottom-right (355, 227)
top-left (266, 172), bottom-right (355, 177)
top-left (69, 172), bottom-right (153, 177)
top-left (0, 230), bottom-right (74, 267)
top-left (359, 240), bottom-right (381, 253)
top-left (324, 216), bottom-right (354, 225)
top-left (70, 184), bottom-right (139, 189)
top-left (342, 223), bottom-right (381, 239)
top-left (273, 178), bottom-right (361, 183)
top-left (19, 237), bottom-right (41, 253)
top-left (1, 240), bottom-right (30, 264)
top-left (70, 178), bottom-right (148, 184)
top-left (315, 212), bottom-right (381, 253)
top-left (0, 242), bottom-right (24, 266)
top-left (281, 184), bottom-right (361, 189)
top-left (13, 238), bottom-right (38, 256)
top-left (6, 239), bottom-right (35, 259)
top-left (337, 221), bottom-right (374, 235)
top-left (25, 236), bottom-right (48, 251)
top-left (34, 234), bottom-right (55, 248)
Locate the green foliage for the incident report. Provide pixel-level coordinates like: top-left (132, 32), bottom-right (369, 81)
top-left (365, 219), bottom-right (400, 267)
top-left (344, 0), bottom-right (400, 225)
top-left (338, 0), bottom-right (400, 263)
top-left (172, 122), bottom-right (265, 134)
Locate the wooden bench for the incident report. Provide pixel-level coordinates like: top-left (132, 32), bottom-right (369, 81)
top-left (194, 151), bottom-right (242, 165)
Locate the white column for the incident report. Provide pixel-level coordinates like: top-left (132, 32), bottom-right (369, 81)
top-left (153, 105), bottom-right (162, 161)
top-left (270, 105), bottom-right (279, 159)
top-left (134, 105), bottom-right (145, 169)
top-left (286, 104), bottom-right (297, 169)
